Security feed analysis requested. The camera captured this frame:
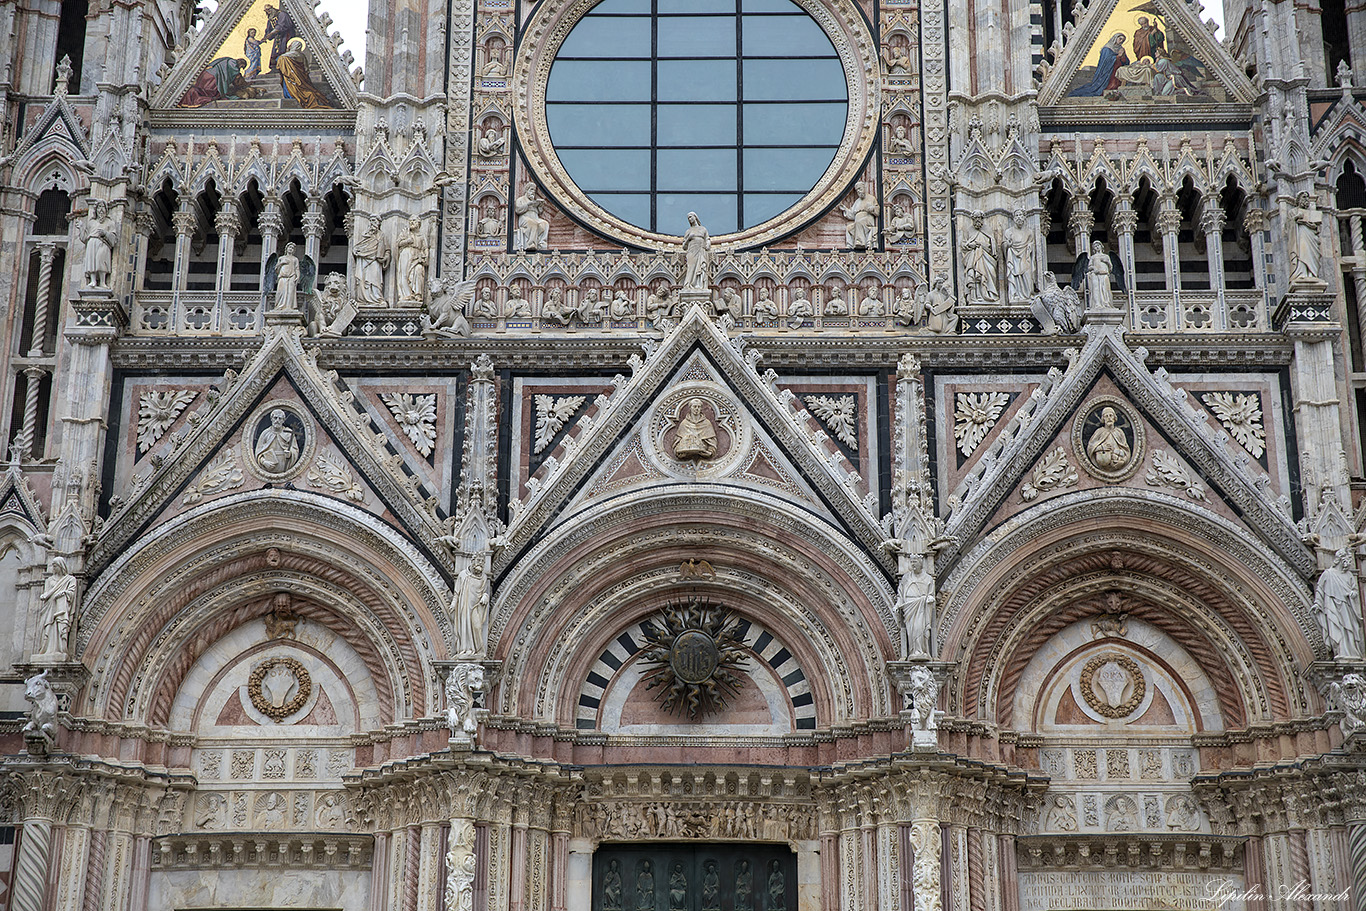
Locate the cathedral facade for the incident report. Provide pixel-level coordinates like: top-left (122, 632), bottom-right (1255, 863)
top-left (1, 0), bottom-right (1365, 907)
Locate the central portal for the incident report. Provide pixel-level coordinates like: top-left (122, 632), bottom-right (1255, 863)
top-left (592, 843), bottom-right (797, 911)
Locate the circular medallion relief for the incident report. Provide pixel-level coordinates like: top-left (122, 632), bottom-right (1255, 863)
top-left (1078, 653), bottom-right (1145, 719)
top-left (670, 629), bottom-right (721, 684)
top-left (644, 382), bottom-right (752, 479)
top-left (248, 656), bottom-right (313, 722)
top-left (513, 0), bottom-right (880, 250)
top-left (1072, 396), bottom-right (1143, 482)
top-left (244, 401), bottom-right (314, 482)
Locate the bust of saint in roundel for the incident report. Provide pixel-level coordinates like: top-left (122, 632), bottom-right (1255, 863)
top-left (670, 397), bottom-right (721, 461)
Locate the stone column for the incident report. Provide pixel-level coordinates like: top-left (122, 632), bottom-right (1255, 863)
top-left (303, 195), bottom-right (326, 264)
top-left (51, 822), bottom-right (91, 911)
top-left (565, 838), bottom-right (592, 911)
top-left (909, 818), bottom-right (942, 911)
top-left (1112, 201), bottom-right (1138, 320)
top-left (509, 816), bottom-right (528, 911)
top-left (1200, 204), bottom-right (1228, 324)
top-left (996, 835), bottom-right (1019, 911)
top-left (26, 242), bottom-right (57, 356)
top-left (1286, 321), bottom-right (1351, 512)
top-left (170, 208), bottom-right (197, 298)
top-left (18, 366), bottom-right (46, 458)
top-left (371, 831), bottom-right (391, 911)
top-left (1346, 214), bottom-right (1366, 354)
top-left (11, 817), bottom-right (54, 911)
top-left (257, 204), bottom-right (283, 297)
top-left (1067, 199), bottom-right (1093, 263)
top-left (213, 201), bottom-right (240, 298)
top-left (794, 839), bottom-right (821, 911)
top-left (133, 210), bottom-right (153, 292)
top-left (417, 822), bottom-right (443, 911)
top-left (1156, 197), bottom-right (1182, 295)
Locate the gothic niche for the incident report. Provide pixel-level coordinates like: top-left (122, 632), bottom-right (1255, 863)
top-left (639, 599), bottom-right (748, 719)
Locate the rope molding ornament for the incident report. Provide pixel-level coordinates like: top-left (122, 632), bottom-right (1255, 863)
top-left (1078, 652), bottom-right (1146, 719)
top-left (510, 0), bottom-right (882, 251)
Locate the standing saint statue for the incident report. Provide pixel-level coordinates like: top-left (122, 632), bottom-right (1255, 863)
top-left (514, 185), bottom-right (550, 252)
top-left (1288, 192), bottom-right (1326, 287)
top-left (273, 243), bottom-right (301, 311)
top-left (1085, 240), bottom-right (1116, 310)
top-left (682, 212), bottom-right (712, 290)
top-left (37, 556), bottom-right (78, 659)
top-left (396, 216), bottom-right (429, 305)
top-left (451, 556), bottom-right (491, 657)
top-left (843, 183), bottom-right (878, 249)
top-left (1314, 548), bottom-right (1365, 659)
top-left (962, 212), bottom-right (999, 302)
top-left (81, 200), bottom-right (117, 289)
top-left (352, 216), bottom-right (390, 305)
top-left (1004, 210), bottom-right (1037, 302)
top-left (883, 539), bottom-right (934, 658)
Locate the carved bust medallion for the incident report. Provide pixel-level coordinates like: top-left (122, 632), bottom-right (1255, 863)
top-left (1073, 396), bottom-right (1144, 482)
top-left (645, 380), bottom-right (752, 479)
top-left (245, 400), bottom-right (315, 482)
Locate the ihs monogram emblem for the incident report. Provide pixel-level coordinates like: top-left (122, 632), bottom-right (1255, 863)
top-left (639, 598), bottom-right (748, 719)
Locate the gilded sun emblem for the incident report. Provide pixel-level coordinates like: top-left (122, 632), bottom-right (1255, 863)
top-left (639, 598), bottom-right (748, 719)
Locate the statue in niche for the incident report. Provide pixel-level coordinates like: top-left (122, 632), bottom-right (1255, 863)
top-left (1085, 406), bottom-right (1132, 471)
top-left (858, 286), bottom-right (882, 316)
top-left (352, 216), bottom-right (390, 305)
top-left (635, 860), bottom-right (655, 911)
top-left (752, 287), bottom-right (779, 325)
top-left (474, 287), bottom-right (499, 319)
top-left (1314, 548), bottom-right (1364, 659)
top-left (786, 288), bottom-right (814, 328)
top-left (610, 289), bottom-right (636, 320)
top-left (682, 212), bottom-right (712, 290)
top-left (451, 556), bottom-right (491, 657)
top-left (81, 200), bottom-right (117, 289)
top-left (962, 212), bottom-right (999, 302)
top-left (843, 182), bottom-right (878, 249)
top-left (475, 212), bottom-right (502, 238)
top-left (1288, 192), bottom-right (1326, 287)
top-left (514, 185), bottom-right (550, 252)
top-left (885, 547), bottom-right (933, 659)
top-left (700, 861), bottom-right (720, 911)
top-left (767, 861), bottom-right (786, 911)
top-left (603, 860), bottom-right (624, 911)
top-left (1004, 210), bottom-right (1038, 302)
top-left (396, 216), bottom-right (429, 304)
top-left (668, 863), bottom-right (687, 911)
top-left (37, 556), bottom-right (78, 660)
top-left (672, 398), bottom-right (718, 461)
top-left (886, 203), bottom-right (916, 244)
top-left (823, 286), bottom-right (848, 316)
top-left (254, 408), bottom-right (301, 473)
top-left (1030, 272), bottom-right (1081, 335)
top-left (647, 285), bottom-right (677, 324)
top-left (1085, 240), bottom-right (1117, 310)
top-left (888, 125), bottom-right (915, 156)
top-left (477, 127), bottom-right (506, 158)
top-left (733, 860), bottom-right (753, 911)
top-left (482, 48), bottom-right (507, 78)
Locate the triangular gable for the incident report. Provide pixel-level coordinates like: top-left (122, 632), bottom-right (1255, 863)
top-left (938, 320), bottom-right (1313, 578)
top-left (7, 93), bottom-right (90, 180)
top-left (87, 327), bottom-right (447, 577)
top-left (152, 0), bottom-right (356, 111)
top-left (495, 307), bottom-right (890, 576)
top-left (1039, 0), bottom-right (1255, 106)
top-left (0, 463), bottom-right (48, 537)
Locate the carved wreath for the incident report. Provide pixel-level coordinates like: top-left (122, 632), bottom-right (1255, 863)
top-left (248, 656), bottom-right (313, 722)
top-left (1078, 653), bottom-right (1145, 719)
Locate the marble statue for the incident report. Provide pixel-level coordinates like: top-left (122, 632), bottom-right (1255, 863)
top-left (889, 125), bottom-right (914, 156)
top-left (1045, 795), bottom-right (1077, 831)
top-left (858, 286), bottom-right (882, 316)
top-left (273, 243), bottom-right (301, 311)
top-left (1314, 548), bottom-right (1364, 659)
top-left (823, 286), bottom-right (849, 316)
top-left (1328, 672), bottom-right (1366, 736)
top-left (753, 287), bottom-right (779, 325)
top-left (1085, 240), bottom-right (1116, 310)
top-left (396, 216), bottom-right (429, 304)
top-left (1030, 271), bottom-right (1081, 335)
top-left (1004, 210), bottom-right (1037, 302)
top-left (477, 127), bottom-right (506, 157)
top-left (445, 662), bottom-right (486, 739)
top-left (37, 556), bottom-right (78, 660)
top-left (81, 200), bottom-right (117, 289)
top-left (1086, 407), bottom-right (1131, 471)
top-left (682, 212), bottom-right (712, 290)
top-left (647, 285), bottom-right (677, 324)
top-left (962, 212), bottom-right (999, 302)
top-left (514, 185), bottom-right (550, 252)
top-left (843, 182), bottom-right (878, 249)
top-left (425, 278), bottom-right (476, 337)
top-left (24, 671), bottom-right (58, 750)
top-left (786, 289), bottom-right (814, 329)
top-left (610, 289), bottom-right (636, 320)
top-left (353, 216), bottom-right (390, 305)
top-left (886, 203), bottom-right (916, 244)
top-left (452, 557), bottom-right (491, 657)
top-left (907, 665), bottom-right (939, 733)
top-left (254, 408), bottom-right (300, 473)
top-left (309, 272), bottom-right (354, 337)
top-left (921, 274), bottom-right (957, 334)
top-left (896, 553), bottom-right (934, 658)
top-left (1288, 192), bottom-right (1326, 287)
top-left (672, 398), bottom-right (718, 460)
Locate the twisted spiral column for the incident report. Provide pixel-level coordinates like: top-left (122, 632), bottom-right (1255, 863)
top-left (11, 819), bottom-right (53, 911)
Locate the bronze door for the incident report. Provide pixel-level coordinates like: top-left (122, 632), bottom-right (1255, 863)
top-left (593, 843), bottom-right (797, 911)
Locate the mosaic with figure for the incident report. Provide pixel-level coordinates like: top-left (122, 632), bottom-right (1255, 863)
top-left (1066, 2), bottom-right (1227, 102)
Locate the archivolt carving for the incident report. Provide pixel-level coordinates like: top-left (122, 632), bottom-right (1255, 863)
top-left (941, 493), bottom-right (1316, 723)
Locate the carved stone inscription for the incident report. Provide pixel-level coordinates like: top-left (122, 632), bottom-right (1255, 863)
top-left (1018, 872), bottom-right (1245, 911)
